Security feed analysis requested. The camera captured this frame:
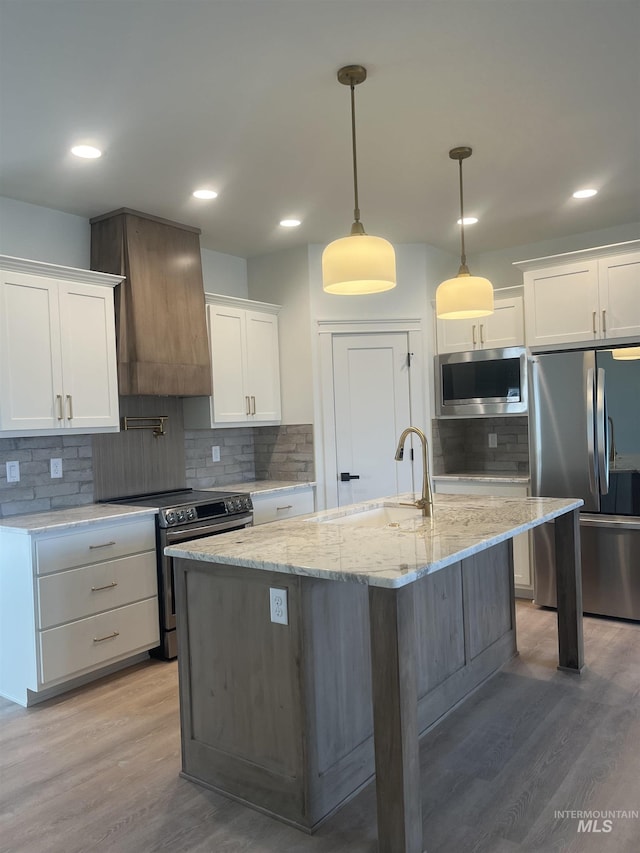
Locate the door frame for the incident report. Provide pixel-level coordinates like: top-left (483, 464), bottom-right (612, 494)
top-left (316, 319), bottom-right (428, 510)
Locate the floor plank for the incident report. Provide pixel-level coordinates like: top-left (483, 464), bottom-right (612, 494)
top-left (1, 603), bottom-right (640, 853)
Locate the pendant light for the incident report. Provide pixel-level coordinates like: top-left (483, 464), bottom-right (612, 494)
top-left (612, 346), bottom-right (640, 360)
top-left (322, 65), bottom-right (396, 295)
top-left (436, 147), bottom-right (494, 319)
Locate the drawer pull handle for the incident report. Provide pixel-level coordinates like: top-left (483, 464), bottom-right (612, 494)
top-left (89, 541), bottom-right (116, 550)
top-left (93, 631), bottom-right (119, 643)
top-left (91, 581), bottom-right (118, 592)
top-left (276, 504), bottom-right (293, 511)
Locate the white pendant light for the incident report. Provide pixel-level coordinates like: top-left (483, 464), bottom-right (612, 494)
top-left (612, 346), bottom-right (640, 360)
top-left (436, 147), bottom-right (494, 319)
top-left (322, 65), bottom-right (396, 295)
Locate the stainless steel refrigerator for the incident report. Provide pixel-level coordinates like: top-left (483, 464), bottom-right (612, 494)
top-left (529, 348), bottom-right (640, 620)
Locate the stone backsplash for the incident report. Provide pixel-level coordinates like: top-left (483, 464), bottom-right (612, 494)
top-left (0, 435), bottom-right (94, 518)
top-left (1, 423), bottom-right (315, 518)
top-left (432, 417), bottom-right (529, 475)
top-left (185, 424), bottom-right (314, 489)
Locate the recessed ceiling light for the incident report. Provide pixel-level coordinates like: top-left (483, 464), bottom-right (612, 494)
top-left (457, 216), bottom-right (478, 226)
top-left (279, 219), bottom-right (301, 227)
top-left (193, 189), bottom-right (218, 199)
top-left (71, 145), bottom-right (102, 159)
top-left (572, 188), bottom-right (598, 199)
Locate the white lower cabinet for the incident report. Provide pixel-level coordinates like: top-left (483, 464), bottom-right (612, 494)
top-left (433, 478), bottom-right (532, 594)
top-left (251, 486), bottom-right (315, 526)
top-left (0, 515), bottom-right (159, 706)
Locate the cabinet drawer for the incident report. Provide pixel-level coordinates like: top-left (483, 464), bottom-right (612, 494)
top-left (36, 517), bottom-right (155, 575)
top-left (252, 489), bottom-right (315, 526)
top-left (37, 551), bottom-right (158, 629)
top-left (39, 597), bottom-right (159, 685)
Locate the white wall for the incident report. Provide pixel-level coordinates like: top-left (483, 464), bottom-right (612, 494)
top-left (247, 246), bottom-right (314, 424)
top-left (469, 222), bottom-right (640, 289)
top-left (0, 196), bottom-right (89, 267)
top-left (201, 247), bottom-right (248, 297)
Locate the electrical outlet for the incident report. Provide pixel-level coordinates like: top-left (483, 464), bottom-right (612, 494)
top-left (269, 587), bottom-right (288, 625)
top-left (50, 458), bottom-right (63, 478)
top-left (212, 445), bottom-right (221, 462)
top-left (6, 461), bottom-right (20, 483)
top-left (488, 433), bottom-right (498, 448)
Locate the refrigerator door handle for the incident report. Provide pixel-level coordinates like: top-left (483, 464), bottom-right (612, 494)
top-left (586, 366), bottom-right (598, 499)
top-left (596, 367), bottom-right (609, 495)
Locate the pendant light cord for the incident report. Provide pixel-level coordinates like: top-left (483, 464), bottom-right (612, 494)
top-left (458, 157), bottom-right (468, 271)
top-left (350, 82), bottom-right (361, 224)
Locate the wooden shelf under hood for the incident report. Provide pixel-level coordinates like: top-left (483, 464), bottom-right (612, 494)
top-left (90, 208), bottom-right (212, 397)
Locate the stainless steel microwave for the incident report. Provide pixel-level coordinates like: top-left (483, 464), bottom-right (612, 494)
top-left (436, 346), bottom-right (528, 417)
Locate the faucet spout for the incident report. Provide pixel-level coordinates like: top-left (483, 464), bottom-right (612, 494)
top-left (394, 426), bottom-right (433, 517)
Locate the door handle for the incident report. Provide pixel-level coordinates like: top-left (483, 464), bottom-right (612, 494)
top-left (602, 309), bottom-right (607, 335)
top-left (592, 311), bottom-right (597, 334)
top-left (66, 394), bottom-right (73, 420)
top-left (250, 395), bottom-right (256, 415)
top-left (472, 325), bottom-right (477, 345)
top-left (340, 472), bottom-right (360, 482)
top-left (480, 324), bottom-right (484, 345)
top-left (245, 396), bottom-right (251, 416)
top-left (56, 394), bottom-right (64, 421)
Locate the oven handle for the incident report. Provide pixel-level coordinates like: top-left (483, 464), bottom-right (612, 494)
top-left (163, 514), bottom-right (253, 544)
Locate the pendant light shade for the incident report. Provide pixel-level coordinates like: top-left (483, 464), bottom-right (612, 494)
top-left (436, 147), bottom-right (494, 319)
top-left (322, 65), bottom-right (396, 295)
top-left (612, 346), bottom-right (640, 360)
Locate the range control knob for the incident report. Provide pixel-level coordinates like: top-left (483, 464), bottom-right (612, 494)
top-left (165, 510), bottom-right (176, 526)
top-left (177, 510), bottom-right (186, 523)
top-left (186, 507), bottom-right (196, 521)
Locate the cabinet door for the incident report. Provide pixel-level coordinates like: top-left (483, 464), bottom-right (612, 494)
top-left (0, 272), bottom-right (62, 430)
top-left (480, 296), bottom-right (524, 348)
top-left (598, 252), bottom-right (640, 340)
top-left (58, 281), bottom-right (119, 429)
top-left (436, 319), bottom-right (477, 354)
top-left (245, 310), bottom-right (281, 422)
top-left (209, 304), bottom-right (249, 423)
top-left (524, 261), bottom-right (599, 347)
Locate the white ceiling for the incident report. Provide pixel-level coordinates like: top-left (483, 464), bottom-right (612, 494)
top-left (1, 0), bottom-right (639, 259)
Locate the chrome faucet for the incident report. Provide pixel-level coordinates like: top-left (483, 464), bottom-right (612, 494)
top-left (394, 426), bottom-right (433, 517)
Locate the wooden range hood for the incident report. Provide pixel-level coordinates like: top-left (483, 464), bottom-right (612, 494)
top-left (90, 209), bottom-right (212, 397)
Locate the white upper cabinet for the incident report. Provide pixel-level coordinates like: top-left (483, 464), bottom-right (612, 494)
top-left (183, 295), bottom-right (281, 428)
top-left (516, 242), bottom-right (640, 349)
top-left (436, 294), bottom-right (524, 354)
top-left (0, 257), bottom-right (121, 436)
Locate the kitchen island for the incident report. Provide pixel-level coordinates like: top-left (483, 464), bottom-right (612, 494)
top-left (166, 493), bottom-right (583, 853)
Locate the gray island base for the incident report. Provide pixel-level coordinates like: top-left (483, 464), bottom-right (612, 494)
top-left (167, 493), bottom-right (584, 853)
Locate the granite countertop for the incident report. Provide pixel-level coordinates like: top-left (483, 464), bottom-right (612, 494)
top-left (165, 492), bottom-right (581, 589)
top-left (214, 480), bottom-right (316, 496)
top-left (0, 504), bottom-right (157, 535)
top-left (432, 472), bottom-right (530, 484)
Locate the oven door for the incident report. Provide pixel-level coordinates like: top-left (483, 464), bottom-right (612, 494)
top-left (158, 513), bottom-right (252, 658)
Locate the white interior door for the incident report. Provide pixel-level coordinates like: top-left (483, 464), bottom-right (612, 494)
top-left (332, 333), bottom-right (413, 505)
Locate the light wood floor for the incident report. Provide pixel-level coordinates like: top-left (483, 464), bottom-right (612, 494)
top-left (2, 602), bottom-right (640, 853)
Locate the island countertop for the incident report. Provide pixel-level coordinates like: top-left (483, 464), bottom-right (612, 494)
top-left (165, 492), bottom-right (582, 588)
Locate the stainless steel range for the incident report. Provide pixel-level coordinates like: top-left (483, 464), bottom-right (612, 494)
top-left (107, 489), bottom-right (253, 659)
